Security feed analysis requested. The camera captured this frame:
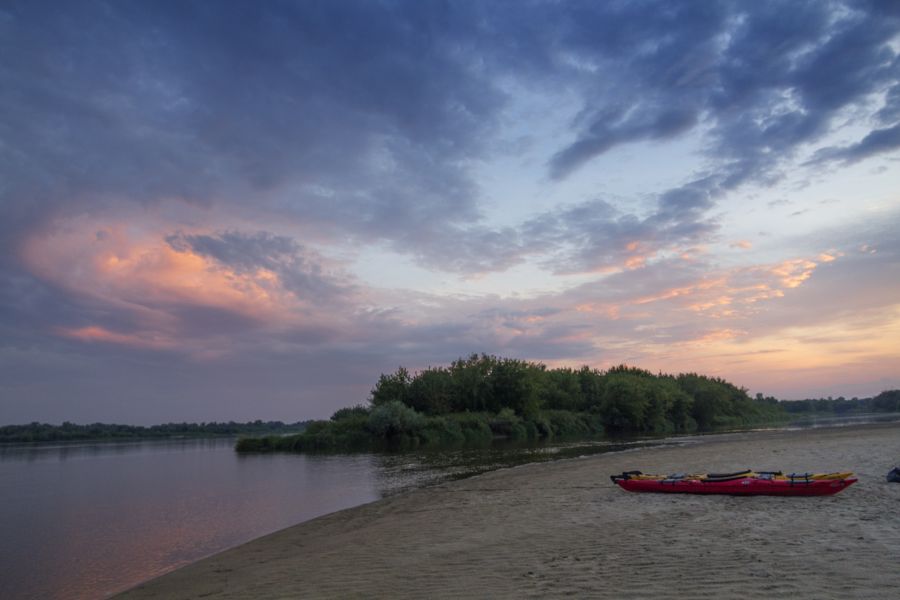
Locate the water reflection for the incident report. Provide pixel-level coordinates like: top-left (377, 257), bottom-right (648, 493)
top-left (0, 439), bottom-right (381, 600)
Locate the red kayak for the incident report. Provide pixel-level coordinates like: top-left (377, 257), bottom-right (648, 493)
top-left (611, 470), bottom-right (857, 496)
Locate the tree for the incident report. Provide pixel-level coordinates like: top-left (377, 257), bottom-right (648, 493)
top-left (369, 367), bottom-right (411, 406)
top-left (600, 374), bottom-right (650, 431)
top-left (488, 358), bottom-right (541, 417)
top-left (449, 354), bottom-right (496, 412)
top-left (407, 368), bottom-right (454, 415)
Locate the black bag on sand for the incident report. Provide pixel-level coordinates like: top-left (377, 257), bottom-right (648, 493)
top-left (888, 467), bottom-right (900, 483)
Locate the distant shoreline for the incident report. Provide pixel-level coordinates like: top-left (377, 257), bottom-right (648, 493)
top-left (4, 412), bottom-right (897, 448)
top-left (0, 421), bottom-right (308, 445)
top-left (118, 421), bottom-right (900, 599)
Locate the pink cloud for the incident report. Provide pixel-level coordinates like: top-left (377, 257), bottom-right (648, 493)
top-left (19, 214), bottom-right (357, 356)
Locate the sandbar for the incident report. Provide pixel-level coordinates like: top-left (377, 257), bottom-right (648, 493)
top-left (119, 422), bottom-right (900, 599)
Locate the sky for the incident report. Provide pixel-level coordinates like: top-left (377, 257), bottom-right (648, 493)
top-left (2, 0), bottom-right (899, 424)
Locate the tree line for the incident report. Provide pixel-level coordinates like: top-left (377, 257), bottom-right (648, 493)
top-left (780, 390), bottom-right (900, 415)
top-left (237, 354), bottom-right (787, 452)
top-left (0, 420), bottom-right (310, 444)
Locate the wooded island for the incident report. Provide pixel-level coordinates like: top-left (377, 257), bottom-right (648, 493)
top-left (237, 354), bottom-right (788, 452)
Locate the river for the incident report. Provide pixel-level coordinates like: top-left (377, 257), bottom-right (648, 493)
top-left (0, 435), bottom-right (664, 599)
top-left (3, 413), bottom-right (898, 599)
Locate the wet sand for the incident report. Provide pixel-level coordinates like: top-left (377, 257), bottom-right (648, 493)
top-left (119, 422), bottom-right (900, 599)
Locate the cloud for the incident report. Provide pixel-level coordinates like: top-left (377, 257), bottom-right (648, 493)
top-left (17, 216), bottom-right (358, 357)
top-left (57, 325), bottom-right (176, 351)
top-left (877, 83), bottom-right (900, 124)
top-left (5, 208), bottom-right (900, 422)
top-left (517, 177), bottom-right (719, 274)
top-left (2, 1), bottom-right (900, 422)
top-left (546, 1), bottom-right (899, 191)
top-left (388, 175), bottom-right (721, 276)
top-left (517, 208), bottom-right (900, 364)
top-left (807, 123), bottom-right (900, 165)
top-left (165, 230), bottom-right (352, 305)
top-left (548, 106), bottom-right (699, 180)
top-left (3, 1), bottom-right (897, 277)
top-left (0, 0), bottom-right (502, 254)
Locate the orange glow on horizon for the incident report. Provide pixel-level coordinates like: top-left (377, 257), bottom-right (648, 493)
top-left (624, 304), bottom-right (900, 396)
top-left (57, 325), bottom-right (175, 349)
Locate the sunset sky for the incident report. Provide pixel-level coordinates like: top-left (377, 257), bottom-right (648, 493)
top-left (2, 0), bottom-right (899, 424)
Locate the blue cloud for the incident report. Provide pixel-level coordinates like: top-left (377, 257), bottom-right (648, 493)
top-left (808, 124), bottom-right (900, 165)
top-left (2, 0), bottom-right (898, 272)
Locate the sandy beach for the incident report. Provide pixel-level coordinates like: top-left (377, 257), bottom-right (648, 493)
top-left (119, 423), bottom-right (900, 599)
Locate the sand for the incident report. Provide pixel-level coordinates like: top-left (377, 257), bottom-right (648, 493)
top-left (118, 422), bottom-right (900, 599)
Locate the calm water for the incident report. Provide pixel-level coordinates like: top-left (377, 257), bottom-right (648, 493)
top-left (786, 411), bottom-right (900, 428)
top-left (1, 439), bottom-right (386, 599)
top-left (0, 436), bottom-right (665, 600)
top-left (4, 413), bottom-right (898, 599)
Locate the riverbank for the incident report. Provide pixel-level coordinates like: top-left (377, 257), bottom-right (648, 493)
top-left (119, 422), bottom-right (900, 599)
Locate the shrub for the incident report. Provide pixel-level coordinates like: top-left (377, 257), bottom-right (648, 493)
top-left (367, 401), bottom-right (427, 439)
top-left (542, 410), bottom-right (602, 437)
top-left (488, 407), bottom-right (523, 437)
top-left (331, 405), bottom-right (370, 421)
top-left (419, 416), bottom-right (465, 446)
top-left (446, 413), bottom-right (493, 444)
